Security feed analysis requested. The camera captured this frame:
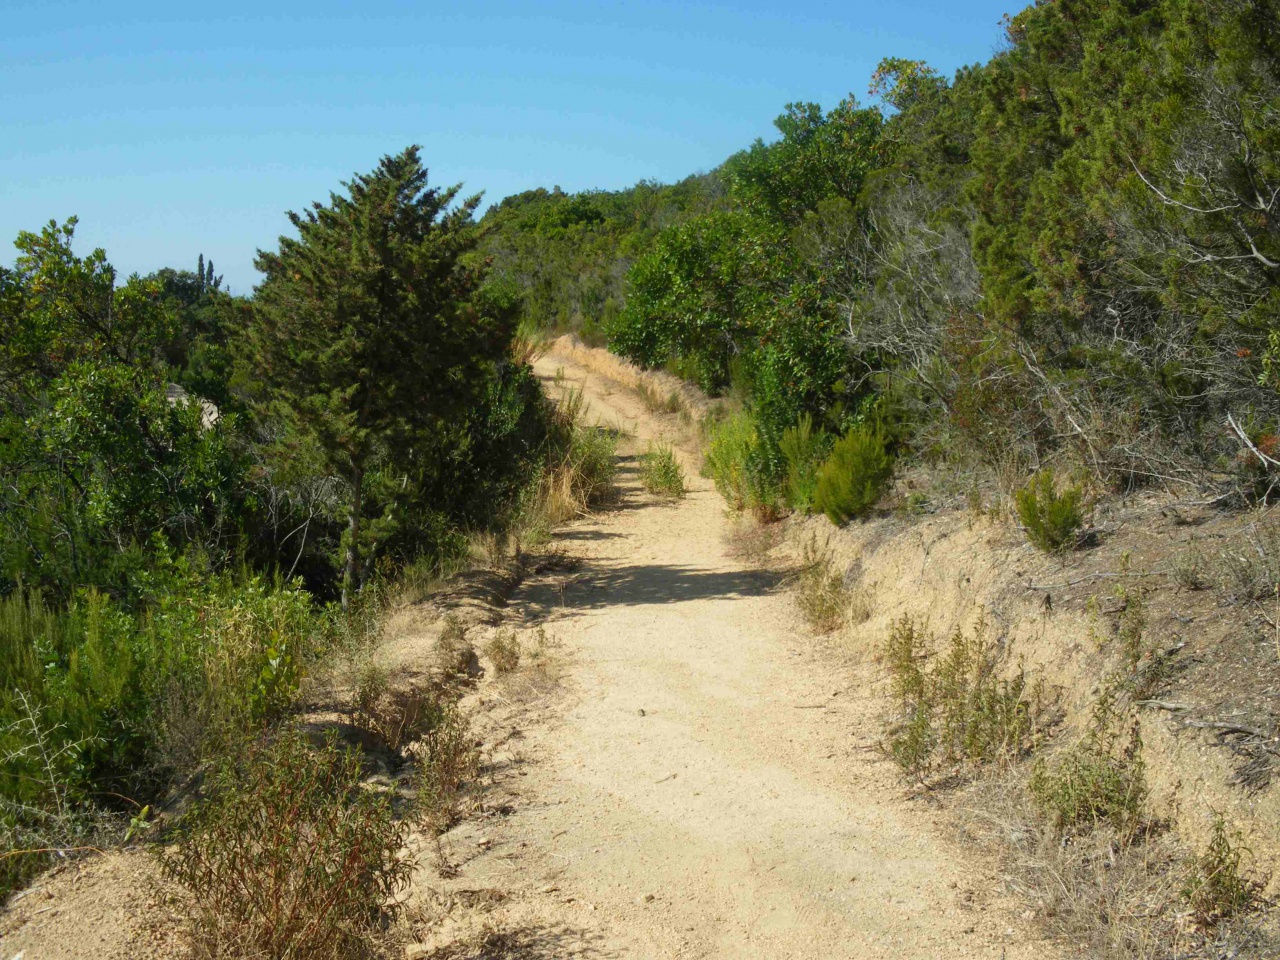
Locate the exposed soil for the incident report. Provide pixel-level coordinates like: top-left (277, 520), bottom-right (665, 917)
top-left (397, 349), bottom-right (1058, 958)
top-left (1, 345), bottom-right (1059, 958)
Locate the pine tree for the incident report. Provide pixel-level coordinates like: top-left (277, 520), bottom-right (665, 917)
top-left (196, 253), bottom-right (205, 295)
top-left (247, 146), bottom-right (516, 607)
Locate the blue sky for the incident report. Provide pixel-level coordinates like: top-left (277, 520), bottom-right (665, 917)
top-left (1, 0), bottom-right (1010, 293)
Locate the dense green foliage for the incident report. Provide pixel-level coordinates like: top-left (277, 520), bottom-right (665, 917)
top-left (813, 425), bottom-right (895, 526)
top-left (5, 0), bottom-right (1279, 909)
top-left (248, 147), bottom-right (528, 605)
top-left (1015, 470), bottom-right (1087, 553)
top-left (484, 0), bottom-right (1280, 514)
top-left (477, 177), bottom-right (724, 343)
top-left (779, 414), bottom-right (831, 513)
top-left (0, 149), bottom-right (554, 897)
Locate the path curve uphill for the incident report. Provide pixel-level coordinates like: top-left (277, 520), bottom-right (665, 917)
top-left (418, 348), bottom-right (1057, 960)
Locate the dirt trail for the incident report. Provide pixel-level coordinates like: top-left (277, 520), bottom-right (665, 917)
top-left (0, 346), bottom-right (1058, 959)
top-left (416, 349), bottom-right (1057, 959)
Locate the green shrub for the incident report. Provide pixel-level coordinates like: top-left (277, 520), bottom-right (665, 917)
top-left (779, 414), bottom-right (830, 513)
top-left (884, 615), bottom-right (1042, 779)
top-left (701, 410), bottom-right (788, 518)
top-left (0, 692), bottom-right (108, 898)
top-left (639, 443), bottom-right (686, 499)
top-left (1029, 690), bottom-right (1146, 832)
top-left (1183, 816), bottom-right (1263, 927)
top-left (0, 573), bottom-right (327, 898)
top-left (163, 731), bottom-right (411, 960)
top-left (702, 410), bottom-right (757, 511)
top-left (813, 424), bottom-right (894, 525)
top-left (1015, 469), bottom-right (1086, 552)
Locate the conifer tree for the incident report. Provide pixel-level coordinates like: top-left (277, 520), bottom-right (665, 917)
top-left (247, 146), bottom-right (515, 606)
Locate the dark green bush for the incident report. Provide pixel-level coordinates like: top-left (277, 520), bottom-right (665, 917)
top-left (1015, 470), bottom-right (1086, 553)
top-left (813, 424), bottom-right (894, 525)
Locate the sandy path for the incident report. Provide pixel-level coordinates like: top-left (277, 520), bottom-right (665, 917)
top-left (418, 350), bottom-right (1056, 959)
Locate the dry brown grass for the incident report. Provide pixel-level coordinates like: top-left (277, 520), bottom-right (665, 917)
top-left (162, 730), bottom-right (411, 960)
top-left (962, 775), bottom-right (1280, 959)
top-left (435, 614), bottom-right (481, 685)
top-left (483, 628), bottom-right (521, 674)
top-left (638, 381), bottom-right (685, 416)
top-left (723, 518), bottom-right (783, 566)
top-left (412, 701), bottom-right (482, 835)
top-left (792, 537), bottom-right (862, 633)
top-left (347, 664), bottom-right (439, 755)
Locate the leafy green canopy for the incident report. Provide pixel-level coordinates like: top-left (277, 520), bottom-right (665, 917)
top-left (476, 175), bottom-right (724, 341)
top-left (0, 220), bottom-right (244, 601)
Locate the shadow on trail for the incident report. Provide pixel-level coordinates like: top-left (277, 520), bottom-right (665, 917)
top-left (514, 560), bottom-right (784, 620)
top-left (424, 922), bottom-right (617, 959)
top-left (554, 528), bottom-right (626, 541)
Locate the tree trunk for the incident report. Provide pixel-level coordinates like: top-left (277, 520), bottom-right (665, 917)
top-left (341, 463), bottom-right (363, 611)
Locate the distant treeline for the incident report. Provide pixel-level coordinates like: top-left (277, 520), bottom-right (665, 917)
top-left (479, 0), bottom-right (1280, 510)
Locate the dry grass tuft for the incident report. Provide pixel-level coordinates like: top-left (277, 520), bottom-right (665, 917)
top-left (638, 381), bottom-right (685, 416)
top-left (412, 701), bottom-right (482, 834)
top-left (435, 614), bottom-right (481, 684)
top-left (347, 664), bottom-right (439, 755)
top-left (639, 442), bottom-right (686, 499)
top-left (724, 519), bottom-right (783, 566)
top-left (483, 628), bottom-right (521, 674)
top-left (793, 537), bottom-right (855, 633)
top-left (963, 776), bottom-right (1280, 959)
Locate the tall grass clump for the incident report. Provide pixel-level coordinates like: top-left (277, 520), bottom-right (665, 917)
top-left (702, 410), bottom-right (757, 511)
top-left (532, 387), bottom-right (618, 526)
top-left (701, 410), bottom-right (783, 518)
top-left (413, 700), bottom-right (482, 833)
top-left (1015, 469), bottom-right (1086, 553)
top-left (639, 381), bottom-right (684, 415)
top-left (794, 537), bottom-right (859, 632)
top-left (639, 442), bottom-right (686, 498)
top-left (162, 731), bottom-right (411, 960)
top-left (779, 413), bottom-right (830, 513)
top-left (813, 423), bottom-right (894, 526)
